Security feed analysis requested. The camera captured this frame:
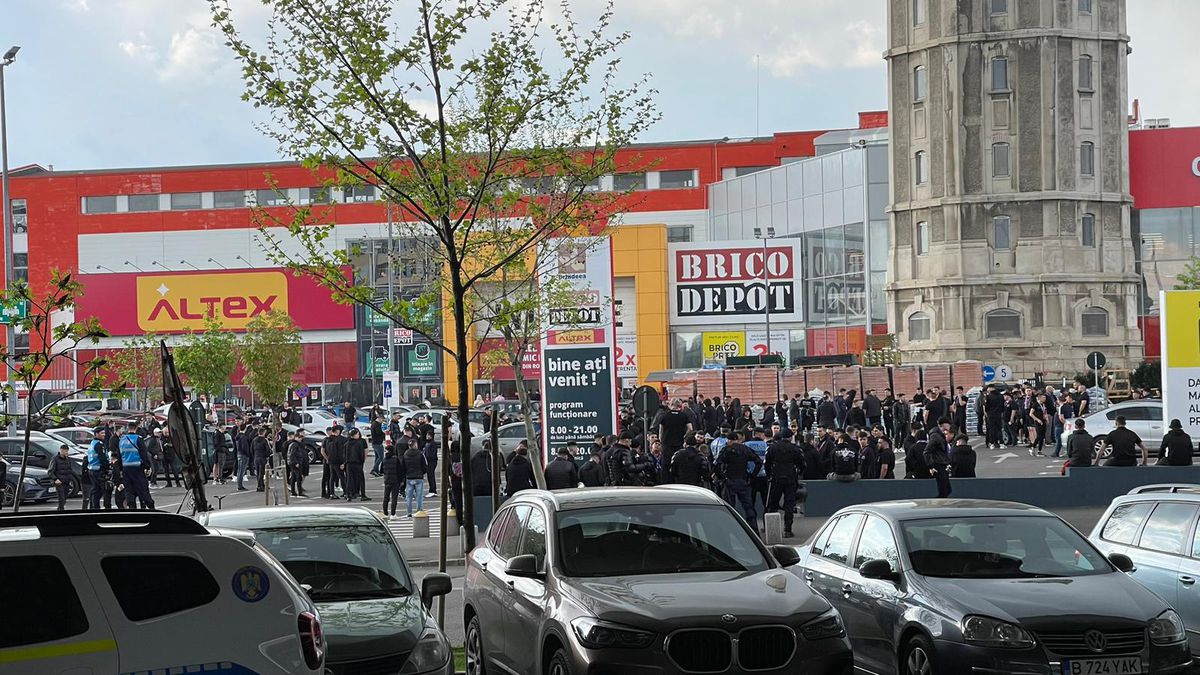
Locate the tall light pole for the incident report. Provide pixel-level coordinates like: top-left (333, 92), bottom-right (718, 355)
top-left (1, 45), bottom-right (20, 433)
top-left (754, 226), bottom-right (778, 402)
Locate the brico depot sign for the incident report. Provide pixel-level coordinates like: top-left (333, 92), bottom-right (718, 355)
top-left (668, 240), bottom-right (803, 326)
top-left (76, 268), bottom-right (354, 335)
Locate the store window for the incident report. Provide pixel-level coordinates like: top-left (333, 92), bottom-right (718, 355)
top-left (344, 185), bottom-right (376, 202)
top-left (1139, 208), bottom-right (1195, 261)
top-left (992, 142), bottom-right (1010, 177)
top-left (915, 221), bottom-right (930, 255)
top-left (1080, 142), bottom-right (1095, 177)
top-left (1082, 307), bottom-right (1109, 337)
top-left (213, 190), bottom-right (246, 209)
top-left (913, 0), bottom-right (925, 26)
top-left (659, 170), bottom-right (697, 189)
top-left (985, 308), bottom-right (1022, 339)
top-left (913, 66), bottom-right (927, 102)
top-left (128, 194), bottom-right (160, 212)
top-left (1082, 213), bottom-right (1096, 247)
top-left (908, 312), bottom-right (931, 340)
top-left (915, 151), bottom-right (928, 185)
top-left (10, 198), bottom-right (26, 233)
top-left (1079, 55), bottom-right (1093, 90)
top-left (667, 225), bottom-right (694, 242)
top-left (991, 57), bottom-right (1009, 91)
top-left (613, 173), bottom-right (646, 191)
top-left (305, 187), bottom-right (333, 204)
top-left (256, 188), bottom-right (289, 207)
top-left (83, 195), bottom-right (118, 214)
top-left (672, 332), bottom-right (702, 368)
top-left (170, 192), bottom-right (202, 210)
top-left (993, 215), bottom-right (1012, 250)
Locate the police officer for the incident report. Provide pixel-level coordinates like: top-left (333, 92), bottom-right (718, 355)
top-left (545, 447), bottom-right (580, 490)
top-left (118, 421), bottom-right (155, 510)
top-left (715, 432), bottom-right (763, 532)
top-left (666, 439), bottom-right (706, 487)
top-left (87, 427), bottom-right (111, 510)
top-left (924, 418), bottom-right (953, 498)
top-left (765, 431), bottom-right (806, 538)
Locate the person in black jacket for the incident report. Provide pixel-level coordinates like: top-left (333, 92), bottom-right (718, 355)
top-left (252, 427), bottom-right (271, 492)
top-left (345, 428), bottom-right (369, 501)
top-left (715, 434), bottom-right (763, 531)
top-left (211, 423), bottom-right (229, 484)
top-left (863, 390), bottom-right (882, 428)
top-left (47, 444), bottom-right (79, 511)
top-left (505, 444), bottom-right (536, 497)
top-left (799, 434), bottom-right (825, 481)
top-left (765, 433), bottom-right (806, 537)
top-left (287, 430), bottom-right (308, 497)
top-left (380, 448), bottom-right (401, 517)
top-left (470, 442), bottom-right (493, 497)
top-left (1160, 419), bottom-right (1193, 466)
top-left (402, 441), bottom-right (428, 517)
top-left (902, 428), bottom-right (929, 479)
top-left (924, 419), bottom-right (952, 497)
top-left (370, 414), bottom-right (386, 477)
top-left (321, 426), bottom-right (345, 498)
top-left (950, 435), bottom-right (977, 477)
top-left (667, 442), bottom-right (705, 487)
top-left (422, 436), bottom-right (439, 498)
top-left (816, 393), bottom-right (837, 430)
top-left (545, 448), bottom-right (580, 490)
top-left (845, 400), bottom-right (867, 429)
top-left (578, 448), bottom-right (605, 487)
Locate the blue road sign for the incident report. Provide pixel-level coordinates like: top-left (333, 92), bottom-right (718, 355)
top-left (982, 365), bottom-right (996, 382)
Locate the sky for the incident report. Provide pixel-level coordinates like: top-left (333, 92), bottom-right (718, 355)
top-left (1, 0), bottom-right (1197, 171)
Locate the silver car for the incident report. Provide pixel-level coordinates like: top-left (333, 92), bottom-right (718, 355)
top-left (1062, 400), bottom-right (1171, 459)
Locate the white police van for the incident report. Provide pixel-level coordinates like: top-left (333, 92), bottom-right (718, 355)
top-left (0, 511), bottom-right (325, 674)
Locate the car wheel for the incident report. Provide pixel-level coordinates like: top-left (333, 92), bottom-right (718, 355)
top-left (1093, 435), bottom-right (1110, 459)
top-left (67, 476), bottom-right (80, 498)
top-left (1, 482), bottom-right (14, 507)
top-left (466, 615), bottom-right (488, 675)
top-left (546, 648), bottom-right (572, 675)
top-left (902, 634), bottom-right (937, 675)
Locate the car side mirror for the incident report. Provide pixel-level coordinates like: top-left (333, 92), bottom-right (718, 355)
top-left (859, 559), bottom-right (897, 581)
top-left (505, 554), bottom-right (543, 579)
top-left (771, 545), bottom-right (802, 568)
top-left (1109, 553), bottom-right (1136, 574)
top-left (420, 572), bottom-right (453, 609)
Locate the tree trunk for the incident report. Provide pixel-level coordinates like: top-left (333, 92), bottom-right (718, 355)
top-left (12, 405), bottom-right (34, 513)
top-left (511, 364), bottom-right (546, 489)
top-left (450, 273), bottom-right (476, 550)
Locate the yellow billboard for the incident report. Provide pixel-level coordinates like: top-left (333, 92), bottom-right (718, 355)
top-left (702, 331), bottom-right (746, 361)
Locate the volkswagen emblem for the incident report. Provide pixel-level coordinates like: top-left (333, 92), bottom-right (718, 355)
top-left (721, 614), bottom-right (737, 624)
top-left (1084, 629), bottom-right (1107, 654)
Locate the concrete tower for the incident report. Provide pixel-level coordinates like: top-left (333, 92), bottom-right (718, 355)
top-left (886, 0), bottom-right (1142, 375)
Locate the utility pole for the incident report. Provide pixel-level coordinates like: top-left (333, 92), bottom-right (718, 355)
top-left (1, 46), bottom-right (20, 434)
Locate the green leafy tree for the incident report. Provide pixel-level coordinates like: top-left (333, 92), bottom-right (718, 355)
top-left (1131, 360), bottom-right (1161, 392)
top-left (175, 317), bottom-right (238, 402)
top-left (239, 310), bottom-right (303, 408)
top-left (107, 333), bottom-right (161, 410)
top-left (212, 0), bottom-right (657, 547)
top-left (4, 271), bottom-right (110, 511)
top-left (1176, 257), bottom-right (1200, 290)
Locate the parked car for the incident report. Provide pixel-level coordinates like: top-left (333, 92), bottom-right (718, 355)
top-left (39, 396), bottom-right (131, 419)
top-left (0, 511), bottom-right (325, 674)
top-left (469, 421), bottom-right (541, 463)
top-left (1061, 399), bottom-right (1178, 459)
top-left (798, 498), bottom-right (1192, 675)
top-left (398, 408), bottom-right (484, 444)
top-left (1090, 484), bottom-right (1200, 657)
top-left (2, 463), bottom-right (54, 506)
top-left (46, 425), bottom-right (98, 449)
top-left (463, 486), bottom-right (853, 675)
top-left (281, 423), bottom-right (325, 464)
top-left (200, 506), bottom-right (453, 675)
top-left (0, 434), bottom-right (86, 497)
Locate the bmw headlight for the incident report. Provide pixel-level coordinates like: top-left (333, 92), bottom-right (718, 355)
top-left (22, 477), bottom-right (37, 486)
top-left (800, 610), bottom-right (846, 641)
top-left (570, 617), bottom-right (655, 649)
top-left (1150, 610), bottom-right (1186, 645)
top-left (962, 615), bottom-right (1035, 649)
top-left (399, 627), bottom-right (451, 674)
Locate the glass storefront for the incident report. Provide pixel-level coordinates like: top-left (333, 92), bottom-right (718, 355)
top-left (1135, 207), bottom-right (1200, 314)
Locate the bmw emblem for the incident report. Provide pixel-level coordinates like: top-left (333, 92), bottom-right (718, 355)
top-left (721, 614), bottom-right (737, 624)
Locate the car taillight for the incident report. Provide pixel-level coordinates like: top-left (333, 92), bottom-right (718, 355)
top-left (298, 610), bottom-right (324, 671)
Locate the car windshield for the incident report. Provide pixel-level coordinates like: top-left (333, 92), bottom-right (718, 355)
top-left (59, 400), bottom-right (102, 413)
top-left (557, 504), bottom-right (769, 577)
top-left (900, 516), bottom-right (1111, 579)
top-left (252, 525), bottom-right (413, 601)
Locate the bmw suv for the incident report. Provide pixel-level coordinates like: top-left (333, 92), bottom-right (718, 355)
top-left (462, 485), bottom-right (853, 675)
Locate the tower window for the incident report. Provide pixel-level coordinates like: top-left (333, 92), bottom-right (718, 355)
top-left (913, 0), bottom-right (925, 26)
top-left (1080, 142), bottom-right (1095, 177)
top-left (916, 221), bottom-right (930, 255)
top-left (1079, 0), bottom-right (1093, 13)
top-left (1082, 213), bottom-right (1096, 247)
top-left (908, 312), bottom-right (931, 341)
top-left (913, 66), bottom-right (927, 102)
top-left (993, 215), bottom-right (1012, 250)
top-left (991, 57), bottom-right (1009, 91)
top-left (985, 309), bottom-right (1022, 339)
top-left (915, 151), bottom-right (928, 185)
top-left (992, 142), bottom-right (1010, 177)
top-left (1082, 307), bottom-right (1108, 337)
top-left (1079, 55), bottom-right (1093, 90)
top-left (991, 0), bottom-right (1008, 13)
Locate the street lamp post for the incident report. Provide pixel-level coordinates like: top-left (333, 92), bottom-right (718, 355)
top-left (753, 226), bottom-right (779, 402)
top-left (1, 45), bottom-right (20, 433)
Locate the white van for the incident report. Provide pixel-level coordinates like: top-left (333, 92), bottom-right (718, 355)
top-left (0, 511), bottom-right (325, 674)
top-left (39, 397), bottom-right (130, 418)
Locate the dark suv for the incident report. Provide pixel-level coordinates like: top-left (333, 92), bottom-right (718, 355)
top-left (463, 486), bottom-right (853, 675)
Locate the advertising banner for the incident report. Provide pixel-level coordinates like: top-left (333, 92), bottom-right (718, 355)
top-left (702, 331), bottom-right (746, 362)
top-left (479, 338), bottom-right (541, 380)
top-left (540, 237), bottom-right (617, 462)
top-left (615, 334), bottom-right (638, 379)
top-left (746, 330), bottom-right (790, 357)
top-left (404, 343), bottom-right (440, 377)
top-left (668, 240), bottom-right (803, 326)
top-left (76, 268), bottom-right (354, 335)
top-left (1161, 290), bottom-right (1200, 437)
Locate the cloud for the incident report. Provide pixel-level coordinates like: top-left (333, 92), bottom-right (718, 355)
top-left (160, 25), bottom-right (221, 81)
top-left (65, 0), bottom-right (89, 11)
top-left (118, 32), bottom-right (156, 61)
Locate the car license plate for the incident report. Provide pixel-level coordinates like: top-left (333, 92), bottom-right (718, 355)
top-left (1062, 657), bottom-right (1142, 675)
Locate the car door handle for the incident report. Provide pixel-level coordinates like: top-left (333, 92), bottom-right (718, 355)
top-left (1181, 575), bottom-right (1196, 586)
top-left (842, 582), bottom-right (853, 597)
top-left (803, 572), bottom-right (814, 583)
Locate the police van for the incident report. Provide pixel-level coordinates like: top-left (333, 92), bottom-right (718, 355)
top-left (0, 511), bottom-right (325, 674)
